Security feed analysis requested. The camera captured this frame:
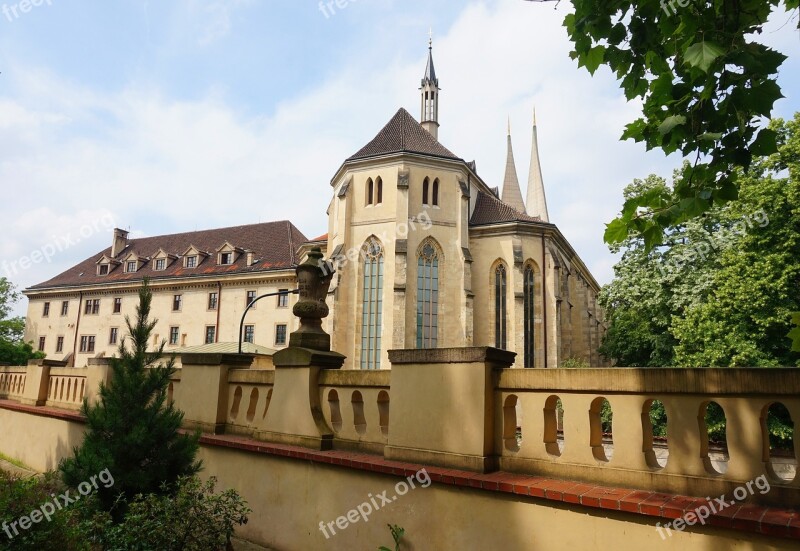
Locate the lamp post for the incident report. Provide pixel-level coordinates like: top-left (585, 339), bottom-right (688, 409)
top-left (238, 289), bottom-right (300, 354)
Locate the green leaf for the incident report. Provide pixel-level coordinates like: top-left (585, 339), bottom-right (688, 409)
top-left (699, 132), bottom-right (723, 141)
top-left (750, 128), bottom-right (778, 157)
top-left (658, 115), bottom-right (687, 135)
top-left (604, 218), bottom-right (630, 244)
top-left (584, 45), bottom-right (606, 75)
top-left (683, 41), bottom-right (725, 72)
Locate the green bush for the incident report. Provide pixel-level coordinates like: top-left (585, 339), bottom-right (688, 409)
top-left (0, 470), bottom-right (88, 551)
top-left (91, 476), bottom-right (250, 551)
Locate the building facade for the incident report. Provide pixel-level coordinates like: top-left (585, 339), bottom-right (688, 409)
top-left (23, 43), bottom-right (606, 369)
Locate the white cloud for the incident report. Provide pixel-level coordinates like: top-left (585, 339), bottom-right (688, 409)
top-left (1, 0), bottom-right (797, 318)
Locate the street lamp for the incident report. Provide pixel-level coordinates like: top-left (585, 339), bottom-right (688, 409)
top-left (238, 289), bottom-right (300, 354)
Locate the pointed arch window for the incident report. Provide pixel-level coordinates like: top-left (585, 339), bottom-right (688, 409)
top-left (366, 178), bottom-right (374, 206)
top-left (416, 240), bottom-right (440, 348)
top-left (524, 265), bottom-right (535, 367)
top-left (432, 178), bottom-right (440, 206)
top-left (495, 263), bottom-right (508, 349)
top-left (361, 238), bottom-right (384, 369)
top-left (422, 177), bottom-right (430, 205)
top-left (375, 177), bottom-right (383, 204)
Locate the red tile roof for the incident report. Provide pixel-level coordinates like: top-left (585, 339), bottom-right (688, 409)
top-left (347, 108), bottom-right (460, 162)
top-left (470, 190), bottom-right (543, 226)
top-left (309, 233), bottom-right (328, 242)
top-left (27, 221), bottom-right (308, 290)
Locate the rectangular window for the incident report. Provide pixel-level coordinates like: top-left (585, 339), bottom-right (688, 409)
top-left (126, 261), bottom-right (137, 273)
top-left (173, 294), bottom-right (182, 311)
top-left (98, 264), bottom-right (109, 275)
top-left (80, 336), bottom-right (96, 353)
top-left (220, 252), bottom-right (233, 265)
top-left (113, 297), bottom-right (122, 314)
top-left (109, 327), bottom-right (118, 345)
top-left (247, 290), bottom-right (257, 308)
top-left (56, 336), bottom-right (64, 353)
top-left (38, 336), bottom-right (46, 351)
top-left (275, 324), bottom-right (287, 346)
top-left (61, 301), bottom-right (69, 316)
top-left (208, 292), bottom-right (218, 310)
top-left (205, 326), bottom-right (216, 344)
top-left (186, 256), bottom-right (197, 268)
top-left (169, 327), bottom-right (179, 345)
top-left (85, 299), bottom-right (100, 315)
top-left (243, 325), bottom-right (255, 344)
top-left (155, 258), bottom-right (166, 271)
top-left (42, 302), bottom-right (50, 317)
top-left (277, 290), bottom-right (289, 308)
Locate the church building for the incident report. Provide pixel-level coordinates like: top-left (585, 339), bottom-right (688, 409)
top-left (23, 43), bottom-right (606, 370)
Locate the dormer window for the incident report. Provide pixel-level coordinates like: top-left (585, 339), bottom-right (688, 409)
top-left (125, 261), bottom-right (138, 273)
top-left (220, 252), bottom-right (233, 265)
top-left (98, 264), bottom-right (109, 276)
top-left (186, 256), bottom-right (197, 268)
top-left (154, 258), bottom-right (166, 271)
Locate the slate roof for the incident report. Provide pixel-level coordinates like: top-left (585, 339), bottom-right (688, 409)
top-left (27, 221), bottom-right (308, 290)
top-left (470, 190), bottom-right (543, 226)
top-left (347, 108), bottom-right (460, 162)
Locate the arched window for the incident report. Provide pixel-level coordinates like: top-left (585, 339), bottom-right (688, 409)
top-left (523, 264), bottom-right (535, 367)
top-left (366, 178), bottom-right (374, 206)
top-left (375, 177), bottom-right (383, 204)
top-left (422, 177), bottom-right (430, 206)
top-left (432, 178), bottom-right (440, 206)
top-left (494, 263), bottom-right (507, 349)
top-left (361, 237), bottom-right (384, 369)
top-left (416, 239), bottom-right (440, 348)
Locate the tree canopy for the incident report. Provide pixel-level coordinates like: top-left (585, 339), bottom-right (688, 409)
top-left (600, 114), bottom-right (800, 367)
top-left (0, 278), bottom-right (43, 365)
top-left (528, 0), bottom-right (799, 247)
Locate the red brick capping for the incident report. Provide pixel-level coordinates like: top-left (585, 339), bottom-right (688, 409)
top-left (2, 399), bottom-right (797, 540)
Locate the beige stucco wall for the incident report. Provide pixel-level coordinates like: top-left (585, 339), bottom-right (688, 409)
top-left (24, 274), bottom-right (299, 366)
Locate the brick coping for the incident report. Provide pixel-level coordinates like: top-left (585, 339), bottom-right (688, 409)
top-left (1, 399), bottom-right (797, 540)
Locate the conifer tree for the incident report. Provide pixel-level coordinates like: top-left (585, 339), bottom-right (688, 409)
top-left (60, 280), bottom-right (201, 518)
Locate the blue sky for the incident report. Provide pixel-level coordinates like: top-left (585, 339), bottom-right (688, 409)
top-left (1, 0), bottom-right (799, 316)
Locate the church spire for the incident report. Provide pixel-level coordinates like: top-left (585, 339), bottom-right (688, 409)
top-left (526, 107), bottom-right (550, 222)
top-left (501, 118), bottom-right (527, 214)
top-left (420, 32), bottom-right (440, 140)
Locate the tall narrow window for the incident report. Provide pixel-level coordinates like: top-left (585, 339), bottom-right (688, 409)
top-left (360, 238), bottom-right (384, 370)
top-left (366, 178), bottom-right (374, 206)
top-left (56, 336), bottom-right (64, 353)
top-left (422, 177), bottom-right (430, 205)
top-left (523, 265), bottom-right (536, 368)
top-left (494, 263), bottom-right (507, 349)
top-left (416, 240), bottom-right (440, 348)
top-left (43, 302), bottom-right (50, 317)
top-left (243, 325), bottom-right (255, 344)
top-left (205, 326), bottom-right (216, 344)
top-left (38, 337), bottom-right (46, 352)
top-left (375, 177), bottom-right (383, 204)
top-left (432, 178), bottom-right (440, 206)
top-left (60, 301), bottom-right (69, 316)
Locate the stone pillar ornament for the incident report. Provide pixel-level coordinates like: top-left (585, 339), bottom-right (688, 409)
top-left (291, 247), bottom-right (335, 351)
top-left (263, 247), bottom-right (344, 450)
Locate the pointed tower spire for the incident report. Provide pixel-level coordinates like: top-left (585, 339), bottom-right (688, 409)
top-left (501, 118), bottom-right (527, 214)
top-left (526, 107), bottom-right (550, 222)
top-left (420, 33), bottom-right (440, 140)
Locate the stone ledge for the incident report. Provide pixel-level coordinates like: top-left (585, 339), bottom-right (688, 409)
top-left (197, 431), bottom-right (800, 541)
top-left (388, 347), bottom-right (516, 366)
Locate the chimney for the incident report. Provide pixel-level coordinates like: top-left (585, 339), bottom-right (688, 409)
top-left (111, 228), bottom-right (129, 257)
